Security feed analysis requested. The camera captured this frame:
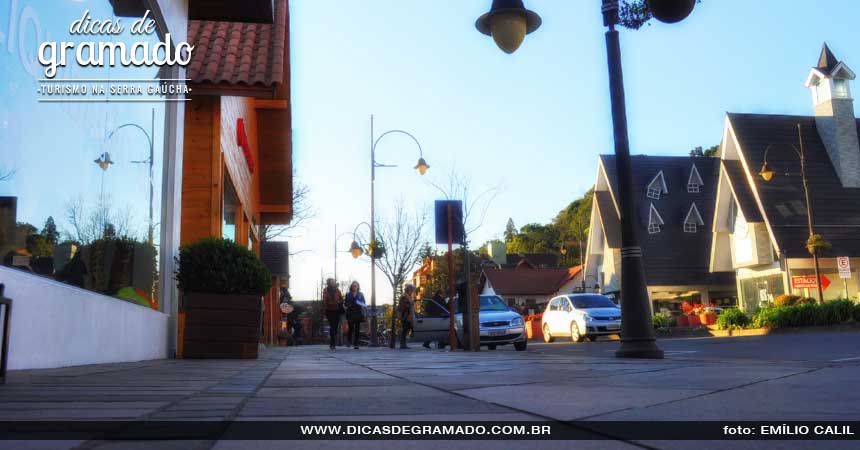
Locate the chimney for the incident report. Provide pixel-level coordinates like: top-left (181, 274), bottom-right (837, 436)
top-left (805, 43), bottom-right (860, 188)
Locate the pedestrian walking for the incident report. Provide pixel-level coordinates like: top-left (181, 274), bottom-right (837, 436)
top-left (397, 284), bottom-right (417, 349)
top-left (345, 281), bottom-right (367, 349)
top-left (322, 278), bottom-right (343, 350)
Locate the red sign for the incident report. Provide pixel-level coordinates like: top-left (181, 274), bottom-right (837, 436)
top-left (791, 275), bottom-right (831, 290)
top-left (237, 118), bottom-right (255, 173)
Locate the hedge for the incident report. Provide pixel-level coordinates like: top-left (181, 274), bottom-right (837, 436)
top-left (752, 300), bottom-right (858, 329)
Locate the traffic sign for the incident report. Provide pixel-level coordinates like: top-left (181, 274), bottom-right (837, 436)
top-left (791, 275), bottom-right (831, 290)
top-left (837, 257), bottom-right (851, 279)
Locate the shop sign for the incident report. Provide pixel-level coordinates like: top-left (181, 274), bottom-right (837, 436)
top-left (791, 275), bottom-right (831, 290)
top-left (837, 257), bottom-right (851, 279)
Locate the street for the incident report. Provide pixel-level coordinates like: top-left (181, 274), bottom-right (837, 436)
top-left (2, 331), bottom-right (859, 449)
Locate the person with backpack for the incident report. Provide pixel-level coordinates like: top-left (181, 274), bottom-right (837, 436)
top-left (322, 278), bottom-right (344, 350)
top-left (344, 281), bottom-right (367, 349)
top-left (397, 284), bottom-right (417, 349)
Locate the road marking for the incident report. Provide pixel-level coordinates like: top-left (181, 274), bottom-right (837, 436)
top-left (604, 350), bottom-right (699, 354)
top-left (831, 356), bottom-right (860, 362)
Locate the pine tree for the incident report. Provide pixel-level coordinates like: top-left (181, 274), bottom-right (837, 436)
top-left (504, 218), bottom-right (517, 243)
top-left (41, 216), bottom-right (59, 245)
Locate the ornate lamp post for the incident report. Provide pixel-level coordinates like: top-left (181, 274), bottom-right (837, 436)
top-left (368, 115), bottom-right (430, 347)
top-left (476, 0), bottom-right (697, 359)
top-left (758, 124), bottom-right (826, 304)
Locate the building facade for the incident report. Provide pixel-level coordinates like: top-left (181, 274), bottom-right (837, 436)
top-left (710, 44), bottom-right (860, 311)
top-left (584, 154), bottom-right (737, 315)
top-left (481, 264), bottom-right (582, 311)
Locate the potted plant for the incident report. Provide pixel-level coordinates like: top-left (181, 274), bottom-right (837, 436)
top-left (677, 302), bottom-right (692, 327)
top-left (176, 237), bottom-right (272, 359)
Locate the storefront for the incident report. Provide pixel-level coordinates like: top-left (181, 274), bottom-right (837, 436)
top-left (0, 0), bottom-right (188, 368)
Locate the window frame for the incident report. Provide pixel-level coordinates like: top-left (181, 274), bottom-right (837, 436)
top-left (684, 222), bottom-right (697, 233)
top-left (648, 223), bottom-right (661, 234)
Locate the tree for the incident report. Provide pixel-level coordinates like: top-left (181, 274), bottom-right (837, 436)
top-left (703, 145), bottom-right (719, 157)
top-left (425, 167), bottom-right (503, 242)
top-left (260, 175), bottom-right (315, 256)
top-left (504, 218), bottom-right (517, 243)
top-left (371, 200), bottom-right (428, 301)
top-left (41, 216), bottom-right (59, 246)
top-left (64, 195), bottom-right (137, 244)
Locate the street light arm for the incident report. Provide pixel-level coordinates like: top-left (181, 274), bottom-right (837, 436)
top-left (108, 123), bottom-right (153, 155)
top-left (372, 129), bottom-right (425, 162)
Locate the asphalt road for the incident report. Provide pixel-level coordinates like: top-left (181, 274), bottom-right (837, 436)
top-left (518, 330), bottom-right (860, 363)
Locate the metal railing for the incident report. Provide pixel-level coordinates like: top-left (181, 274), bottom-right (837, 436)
top-left (0, 283), bottom-right (11, 385)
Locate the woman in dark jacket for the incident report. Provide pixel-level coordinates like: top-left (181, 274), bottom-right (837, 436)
top-left (344, 281), bottom-right (366, 349)
top-left (322, 278), bottom-right (344, 350)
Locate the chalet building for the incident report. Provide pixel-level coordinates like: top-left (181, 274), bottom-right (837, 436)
top-left (710, 44), bottom-right (860, 310)
top-left (180, 0), bottom-right (293, 347)
top-left (584, 155), bottom-right (737, 314)
top-left (480, 263), bottom-right (583, 310)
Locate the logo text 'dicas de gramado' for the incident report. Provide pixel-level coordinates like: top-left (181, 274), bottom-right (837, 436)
top-left (36, 10), bottom-right (194, 102)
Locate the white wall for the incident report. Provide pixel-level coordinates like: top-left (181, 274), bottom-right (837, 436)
top-left (1, 267), bottom-right (169, 370)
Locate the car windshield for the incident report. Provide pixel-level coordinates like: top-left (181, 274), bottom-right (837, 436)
top-left (479, 295), bottom-right (509, 312)
top-left (570, 295), bottom-right (617, 309)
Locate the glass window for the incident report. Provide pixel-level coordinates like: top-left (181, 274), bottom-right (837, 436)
top-left (647, 188), bottom-right (661, 200)
top-left (570, 295), bottom-right (618, 309)
top-left (684, 222), bottom-right (697, 233)
top-left (687, 183), bottom-right (700, 193)
top-left (1, 2), bottom-right (169, 308)
top-left (648, 223), bottom-right (661, 234)
top-left (222, 174), bottom-right (238, 241)
top-left (833, 79), bottom-right (850, 99)
top-left (740, 274), bottom-right (785, 312)
top-left (478, 295), bottom-right (508, 312)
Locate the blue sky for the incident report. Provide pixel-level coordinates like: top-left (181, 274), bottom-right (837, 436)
top-left (287, 0), bottom-right (860, 302)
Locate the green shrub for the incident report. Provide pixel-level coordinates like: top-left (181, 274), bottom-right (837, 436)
top-left (652, 314), bottom-right (668, 329)
top-left (752, 300), bottom-right (856, 329)
top-left (176, 237), bottom-right (272, 295)
top-left (854, 303), bottom-right (860, 323)
top-left (716, 308), bottom-right (749, 330)
top-left (773, 294), bottom-right (816, 307)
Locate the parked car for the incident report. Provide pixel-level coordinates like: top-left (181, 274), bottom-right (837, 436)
top-left (411, 295), bottom-right (528, 351)
top-left (541, 294), bottom-right (621, 343)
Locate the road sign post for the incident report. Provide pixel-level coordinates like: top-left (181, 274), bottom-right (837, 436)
top-left (837, 257), bottom-right (851, 299)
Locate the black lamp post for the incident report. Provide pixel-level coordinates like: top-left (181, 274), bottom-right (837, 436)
top-left (758, 124), bottom-right (825, 304)
top-left (476, 0), bottom-right (697, 359)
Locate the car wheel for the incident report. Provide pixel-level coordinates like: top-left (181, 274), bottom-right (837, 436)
top-left (487, 344), bottom-right (497, 350)
top-left (514, 341), bottom-right (527, 351)
top-left (587, 335), bottom-right (597, 342)
top-left (571, 322), bottom-right (585, 343)
top-left (542, 324), bottom-right (554, 343)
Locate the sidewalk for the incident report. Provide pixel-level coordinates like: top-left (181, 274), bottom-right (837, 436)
top-left (2, 343), bottom-right (858, 449)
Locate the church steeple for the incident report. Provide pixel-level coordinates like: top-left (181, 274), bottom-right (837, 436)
top-left (817, 43), bottom-right (839, 73)
top-left (805, 43), bottom-right (860, 188)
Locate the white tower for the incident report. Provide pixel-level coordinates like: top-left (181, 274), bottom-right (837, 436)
top-left (805, 43), bottom-right (860, 188)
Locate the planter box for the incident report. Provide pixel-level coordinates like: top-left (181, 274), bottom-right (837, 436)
top-left (699, 313), bottom-right (717, 326)
top-left (687, 315), bottom-right (701, 327)
top-left (676, 315), bottom-right (690, 327)
top-left (525, 320), bottom-right (543, 340)
top-left (182, 292), bottom-right (262, 359)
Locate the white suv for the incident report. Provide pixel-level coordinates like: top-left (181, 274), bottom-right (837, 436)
top-left (541, 294), bottom-right (621, 342)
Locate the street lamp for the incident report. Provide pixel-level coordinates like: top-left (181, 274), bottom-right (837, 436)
top-left (758, 124), bottom-right (825, 304)
top-left (368, 115), bottom-right (429, 348)
top-left (102, 108), bottom-right (156, 246)
top-left (476, 0), bottom-right (698, 359)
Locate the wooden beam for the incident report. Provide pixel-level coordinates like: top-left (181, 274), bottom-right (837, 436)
top-left (254, 99), bottom-right (288, 110)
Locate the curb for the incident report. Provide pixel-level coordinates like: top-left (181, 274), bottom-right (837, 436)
top-left (655, 323), bottom-right (860, 339)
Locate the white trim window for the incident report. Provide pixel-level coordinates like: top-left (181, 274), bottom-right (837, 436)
top-left (647, 171), bottom-right (668, 200)
top-left (684, 203), bottom-right (705, 234)
top-left (687, 164), bottom-right (704, 193)
top-left (648, 203), bottom-right (664, 234)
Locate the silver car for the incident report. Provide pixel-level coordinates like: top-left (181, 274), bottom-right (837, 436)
top-left (411, 295), bottom-right (528, 351)
top-left (541, 294), bottom-right (621, 342)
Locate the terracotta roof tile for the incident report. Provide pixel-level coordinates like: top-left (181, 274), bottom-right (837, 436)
top-left (187, 0), bottom-right (287, 87)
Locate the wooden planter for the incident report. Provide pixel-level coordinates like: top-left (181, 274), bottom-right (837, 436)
top-left (688, 314), bottom-right (702, 327)
top-left (676, 315), bottom-right (690, 327)
top-left (699, 313), bottom-right (717, 326)
top-left (182, 292), bottom-right (262, 359)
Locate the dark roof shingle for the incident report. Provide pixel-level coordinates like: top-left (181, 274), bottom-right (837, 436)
top-left (599, 155), bottom-right (735, 287)
top-left (727, 113), bottom-right (860, 257)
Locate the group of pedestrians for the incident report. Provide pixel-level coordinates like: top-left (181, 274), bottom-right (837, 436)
top-left (321, 278), bottom-right (422, 350)
top-left (322, 278), bottom-right (368, 350)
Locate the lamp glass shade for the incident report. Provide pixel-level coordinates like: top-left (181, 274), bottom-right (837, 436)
top-left (415, 158), bottom-right (429, 176)
top-left (349, 241), bottom-right (364, 259)
top-left (491, 12), bottom-right (527, 54)
top-left (759, 163), bottom-right (775, 182)
top-left (646, 0), bottom-right (696, 24)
